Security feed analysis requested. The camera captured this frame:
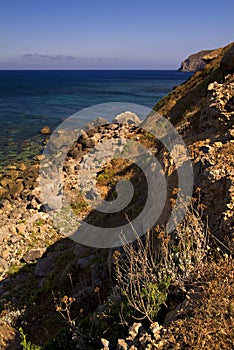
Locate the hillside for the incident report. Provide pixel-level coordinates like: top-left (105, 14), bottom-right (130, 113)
top-left (0, 43), bottom-right (233, 349)
top-left (155, 42), bottom-right (234, 126)
top-left (144, 42), bottom-right (234, 246)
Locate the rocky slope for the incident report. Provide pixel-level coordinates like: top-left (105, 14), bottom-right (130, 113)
top-left (0, 42), bottom-right (233, 349)
top-left (150, 42), bottom-right (234, 248)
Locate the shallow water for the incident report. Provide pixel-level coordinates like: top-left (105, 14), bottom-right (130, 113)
top-left (0, 70), bottom-right (191, 167)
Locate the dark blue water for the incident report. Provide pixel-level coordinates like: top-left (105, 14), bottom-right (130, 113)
top-left (0, 70), bottom-right (191, 166)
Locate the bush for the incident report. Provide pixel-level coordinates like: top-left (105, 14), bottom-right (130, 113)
top-left (114, 198), bottom-right (208, 322)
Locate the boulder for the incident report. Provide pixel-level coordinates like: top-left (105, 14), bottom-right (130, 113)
top-left (35, 256), bottom-right (54, 277)
top-left (78, 133), bottom-right (95, 149)
top-left (23, 248), bottom-right (46, 263)
top-left (113, 111), bottom-right (141, 125)
top-left (40, 126), bottom-right (51, 134)
top-left (8, 182), bottom-right (24, 198)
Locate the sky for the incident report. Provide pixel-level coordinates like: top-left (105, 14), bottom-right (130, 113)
top-left (0, 0), bottom-right (233, 69)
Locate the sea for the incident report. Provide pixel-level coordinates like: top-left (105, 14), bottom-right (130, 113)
top-left (0, 70), bottom-right (191, 168)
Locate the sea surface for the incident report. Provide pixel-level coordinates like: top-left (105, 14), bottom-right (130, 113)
top-left (0, 70), bottom-right (191, 167)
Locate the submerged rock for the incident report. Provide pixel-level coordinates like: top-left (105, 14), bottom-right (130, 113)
top-left (40, 126), bottom-right (51, 134)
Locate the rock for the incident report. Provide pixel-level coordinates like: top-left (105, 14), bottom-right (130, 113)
top-left (202, 47), bottom-right (223, 63)
top-left (200, 74), bottom-right (234, 131)
top-left (23, 248), bottom-right (46, 263)
top-left (8, 182), bottom-right (24, 198)
top-left (1, 246), bottom-right (11, 260)
top-left (128, 322), bottom-right (142, 340)
top-left (221, 44), bottom-right (234, 72)
top-left (85, 117), bottom-right (109, 130)
top-left (163, 307), bottom-right (180, 326)
top-left (90, 263), bottom-right (109, 287)
top-left (34, 154), bottom-right (45, 161)
top-left (0, 227), bottom-right (10, 242)
top-left (10, 235), bottom-right (22, 244)
top-left (16, 223), bottom-right (26, 234)
top-left (78, 133), bottom-right (96, 149)
top-left (67, 142), bottom-right (83, 160)
top-left (48, 133), bottom-right (71, 150)
top-left (0, 177), bottom-right (12, 188)
top-left (113, 111), bottom-right (141, 125)
top-left (200, 145), bottom-right (210, 154)
top-left (73, 244), bottom-right (93, 257)
top-left (77, 254), bottom-right (95, 268)
top-left (117, 339), bottom-right (128, 350)
top-left (150, 322), bottom-right (161, 339)
top-left (35, 256), bottom-right (55, 277)
top-left (0, 258), bottom-right (9, 273)
top-left (18, 163), bottom-right (27, 171)
top-left (91, 133), bottom-right (101, 143)
top-left (86, 128), bottom-right (96, 137)
top-left (0, 321), bottom-right (21, 350)
top-left (101, 338), bottom-right (109, 350)
top-left (6, 169), bottom-right (19, 180)
top-left (45, 195), bottom-right (62, 210)
top-left (106, 123), bottom-right (119, 130)
top-left (0, 187), bottom-right (8, 200)
top-left (40, 126), bottom-right (51, 134)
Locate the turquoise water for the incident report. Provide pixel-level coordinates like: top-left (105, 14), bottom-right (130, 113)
top-left (0, 70), bottom-right (191, 166)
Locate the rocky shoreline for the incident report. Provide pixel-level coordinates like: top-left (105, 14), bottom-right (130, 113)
top-left (0, 112), bottom-right (155, 347)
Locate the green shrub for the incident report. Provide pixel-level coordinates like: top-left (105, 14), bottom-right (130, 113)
top-left (19, 327), bottom-right (42, 350)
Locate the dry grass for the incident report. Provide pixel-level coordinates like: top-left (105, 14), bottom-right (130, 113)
top-left (165, 257), bottom-right (234, 350)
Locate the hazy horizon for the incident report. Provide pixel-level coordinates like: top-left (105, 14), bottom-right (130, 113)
top-left (1, 0), bottom-right (233, 69)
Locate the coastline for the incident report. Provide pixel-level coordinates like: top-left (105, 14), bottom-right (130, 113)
top-left (0, 69), bottom-right (191, 169)
top-left (0, 44), bottom-right (233, 348)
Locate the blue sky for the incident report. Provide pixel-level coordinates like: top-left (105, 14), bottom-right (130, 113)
top-left (0, 0), bottom-right (233, 69)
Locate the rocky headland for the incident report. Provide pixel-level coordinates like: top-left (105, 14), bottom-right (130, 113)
top-left (178, 46), bottom-right (224, 72)
top-left (0, 42), bottom-right (233, 349)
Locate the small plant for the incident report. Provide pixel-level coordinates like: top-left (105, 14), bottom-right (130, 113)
top-left (71, 199), bottom-right (88, 215)
top-left (19, 327), bottom-right (42, 350)
top-left (55, 295), bottom-right (77, 329)
top-left (55, 295), bottom-right (81, 342)
top-left (35, 219), bottom-right (46, 226)
top-left (115, 231), bottom-right (171, 322)
top-left (83, 287), bottom-right (133, 345)
top-left (7, 263), bottom-right (26, 276)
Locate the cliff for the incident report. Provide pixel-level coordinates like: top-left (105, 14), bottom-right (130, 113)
top-left (178, 48), bottom-right (216, 72)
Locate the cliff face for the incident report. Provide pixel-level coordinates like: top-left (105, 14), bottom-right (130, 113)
top-left (178, 49), bottom-right (215, 72)
top-left (145, 41), bottom-right (234, 247)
